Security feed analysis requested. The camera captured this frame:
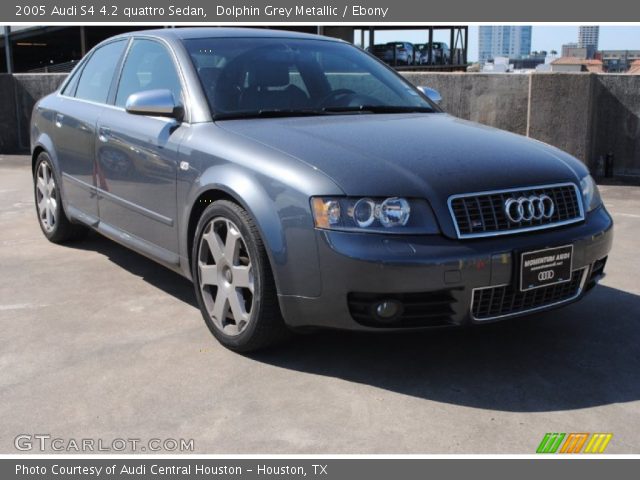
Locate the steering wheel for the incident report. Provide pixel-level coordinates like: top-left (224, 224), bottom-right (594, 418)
top-left (316, 89), bottom-right (356, 108)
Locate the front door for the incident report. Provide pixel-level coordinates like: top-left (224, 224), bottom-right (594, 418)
top-left (95, 38), bottom-right (186, 255)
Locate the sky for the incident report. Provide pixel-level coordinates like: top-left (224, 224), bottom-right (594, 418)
top-left (372, 26), bottom-right (640, 62)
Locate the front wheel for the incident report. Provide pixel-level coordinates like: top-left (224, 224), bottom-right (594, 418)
top-left (191, 200), bottom-right (289, 352)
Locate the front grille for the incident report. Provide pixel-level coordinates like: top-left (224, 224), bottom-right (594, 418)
top-left (471, 269), bottom-right (586, 320)
top-left (449, 183), bottom-right (584, 238)
top-left (348, 290), bottom-right (457, 328)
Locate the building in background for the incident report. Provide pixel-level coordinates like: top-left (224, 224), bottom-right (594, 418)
top-left (561, 42), bottom-right (578, 56)
top-left (578, 26), bottom-right (599, 59)
top-left (551, 57), bottom-right (603, 73)
top-left (478, 26), bottom-right (532, 64)
top-left (599, 50), bottom-right (640, 72)
top-left (628, 60), bottom-right (640, 74)
top-left (511, 52), bottom-right (549, 70)
top-left (561, 42), bottom-right (588, 59)
top-left (482, 52), bottom-right (551, 73)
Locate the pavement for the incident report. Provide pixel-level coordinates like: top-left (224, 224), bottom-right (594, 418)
top-left (1, 154), bottom-right (639, 454)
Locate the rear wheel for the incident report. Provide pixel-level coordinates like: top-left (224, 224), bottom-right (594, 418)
top-left (192, 200), bottom-right (289, 352)
top-left (33, 152), bottom-right (88, 243)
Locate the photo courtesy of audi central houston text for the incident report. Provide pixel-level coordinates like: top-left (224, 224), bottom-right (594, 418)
top-left (29, 27), bottom-right (613, 352)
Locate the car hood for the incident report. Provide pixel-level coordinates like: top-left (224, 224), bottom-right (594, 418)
top-left (217, 113), bottom-right (584, 201)
top-left (218, 113), bottom-right (589, 237)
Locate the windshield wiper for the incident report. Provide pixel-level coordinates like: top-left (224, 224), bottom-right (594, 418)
top-left (321, 105), bottom-right (433, 114)
top-left (214, 109), bottom-right (327, 120)
top-left (214, 105), bottom-right (433, 120)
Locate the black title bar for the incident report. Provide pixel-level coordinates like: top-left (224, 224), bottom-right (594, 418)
top-left (4, 0), bottom-right (640, 22)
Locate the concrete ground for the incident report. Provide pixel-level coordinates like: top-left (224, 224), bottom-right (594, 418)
top-left (1, 154), bottom-right (639, 454)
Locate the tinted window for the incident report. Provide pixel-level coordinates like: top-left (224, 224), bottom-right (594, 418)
top-left (75, 40), bottom-right (126, 103)
top-left (61, 67), bottom-right (81, 96)
top-left (115, 39), bottom-right (182, 107)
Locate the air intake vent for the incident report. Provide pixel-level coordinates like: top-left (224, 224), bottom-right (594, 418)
top-left (471, 269), bottom-right (586, 320)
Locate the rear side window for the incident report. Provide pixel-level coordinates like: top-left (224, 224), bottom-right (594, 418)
top-left (61, 68), bottom-right (81, 96)
top-left (115, 39), bottom-right (182, 107)
top-left (75, 40), bottom-right (126, 104)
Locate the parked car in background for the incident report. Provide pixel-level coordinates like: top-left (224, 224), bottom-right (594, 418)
top-left (31, 28), bottom-right (612, 353)
top-left (417, 42), bottom-right (451, 65)
top-left (414, 43), bottom-right (433, 64)
top-left (367, 42), bottom-right (416, 65)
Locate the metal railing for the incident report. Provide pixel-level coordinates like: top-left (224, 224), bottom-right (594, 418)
top-left (28, 60), bottom-right (78, 73)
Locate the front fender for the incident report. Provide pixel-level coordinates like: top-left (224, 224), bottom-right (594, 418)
top-left (179, 162), bottom-right (324, 297)
top-left (32, 130), bottom-right (69, 201)
top-left (32, 133), bottom-right (58, 168)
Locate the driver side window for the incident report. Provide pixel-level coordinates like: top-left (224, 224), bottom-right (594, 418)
top-left (115, 39), bottom-right (182, 108)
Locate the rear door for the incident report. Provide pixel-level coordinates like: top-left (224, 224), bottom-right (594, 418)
top-left (55, 39), bottom-right (128, 223)
top-left (95, 38), bottom-right (186, 255)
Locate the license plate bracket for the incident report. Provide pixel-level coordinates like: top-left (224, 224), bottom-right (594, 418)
top-left (520, 245), bottom-right (573, 292)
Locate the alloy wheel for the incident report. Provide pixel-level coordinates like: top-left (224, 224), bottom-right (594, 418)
top-left (36, 161), bottom-right (57, 232)
top-left (197, 217), bottom-right (255, 336)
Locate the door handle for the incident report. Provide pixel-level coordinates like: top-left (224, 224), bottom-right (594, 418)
top-left (98, 127), bottom-right (111, 143)
top-left (55, 113), bottom-right (64, 128)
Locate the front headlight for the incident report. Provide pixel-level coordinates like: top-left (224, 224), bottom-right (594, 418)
top-left (311, 196), bottom-right (439, 234)
top-left (580, 174), bottom-right (602, 212)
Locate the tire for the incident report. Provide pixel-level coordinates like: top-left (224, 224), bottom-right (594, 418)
top-left (33, 152), bottom-right (88, 243)
top-left (191, 200), bottom-right (290, 352)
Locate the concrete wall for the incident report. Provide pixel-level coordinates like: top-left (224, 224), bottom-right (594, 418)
top-left (403, 72), bottom-right (640, 176)
top-left (1, 72), bottom-right (639, 177)
top-left (0, 73), bottom-right (66, 154)
top-left (403, 73), bottom-right (530, 135)
top-left (527, 73), bottom-right (595, 164)
top-left (593, 75), bottom-right (640, 176)
top-left (0, 74), bottom-right (17, 153)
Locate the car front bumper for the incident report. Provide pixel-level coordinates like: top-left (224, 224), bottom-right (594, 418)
top-left (278, 205), bottom-right (613, 331)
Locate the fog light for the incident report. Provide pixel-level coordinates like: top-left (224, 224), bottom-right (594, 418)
top-left (374, 300), bottom-right (402, 321)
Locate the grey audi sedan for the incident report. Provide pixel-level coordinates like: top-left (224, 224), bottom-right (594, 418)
top-left (31, 28), bottom-right (613, 351)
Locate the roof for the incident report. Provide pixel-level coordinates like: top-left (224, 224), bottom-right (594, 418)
top-left (111, 27), bottom-right (337, 42)
top-left (551, 57), bottom-right (604, 73)
top-left (628, 60), bottom-right (640, 74)
top-left (551, 57), bottom-right (603, 66)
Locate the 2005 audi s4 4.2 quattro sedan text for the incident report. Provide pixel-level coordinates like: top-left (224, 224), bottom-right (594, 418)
top-left (31, 28), bottom-right (613, 351)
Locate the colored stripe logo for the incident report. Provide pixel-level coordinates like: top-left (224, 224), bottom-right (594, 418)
top-left (584, 433), bottom-right (614, 453)
top-left (537, 433), bottom-right (613, 453)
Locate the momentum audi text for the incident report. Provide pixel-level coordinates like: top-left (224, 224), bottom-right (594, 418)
top-left (31, 28), bottom-right (613, 351)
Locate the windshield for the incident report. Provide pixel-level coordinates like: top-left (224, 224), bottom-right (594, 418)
top-left (184, 37), bottom-right (437, 119)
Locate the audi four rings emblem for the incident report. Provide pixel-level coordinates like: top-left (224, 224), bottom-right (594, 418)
top-left (504, 195), bottom-right (555, 223)
top-left (538, 270), bottom-right (555, 281)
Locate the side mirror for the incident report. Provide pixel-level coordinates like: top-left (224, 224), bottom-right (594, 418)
top-left (417, 86), bottom-right (443, 105)
top-left (125, 89), bottom-right (184, 120)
